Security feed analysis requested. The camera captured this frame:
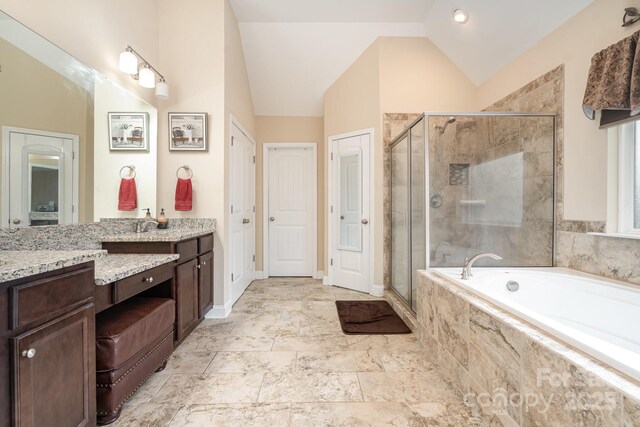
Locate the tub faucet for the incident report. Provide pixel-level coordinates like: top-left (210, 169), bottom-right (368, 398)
top-left (461, 253), bottom-right (502, 280)
top-left (136, 220), bottom-right (159, 233)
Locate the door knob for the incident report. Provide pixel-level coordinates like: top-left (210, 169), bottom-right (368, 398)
top-left (269, 217), bottom-right (275, 222)
top-left (361, 219), bottom-right (369, 225)
top-left (12, 219), bottom-right (21, 225)
top-left (22, 348), bottom-right (36, 359)
top-left (243, 218), bottom-right (250, 224)
top-left (340, 216), bottom-right (345, 220)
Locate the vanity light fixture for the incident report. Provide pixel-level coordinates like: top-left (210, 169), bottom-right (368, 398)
top-left (453, 8), bottom-right (469, 24)
top-left (118, 46), bottom-right (169, 98)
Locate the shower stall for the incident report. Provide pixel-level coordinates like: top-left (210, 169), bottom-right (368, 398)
top-left (389, 112), bottom-right (555, 311)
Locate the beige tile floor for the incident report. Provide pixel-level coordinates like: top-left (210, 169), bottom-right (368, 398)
top-left (113, 278), bottom-right (485, 426)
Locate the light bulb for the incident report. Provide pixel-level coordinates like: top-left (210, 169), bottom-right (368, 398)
top-left (138, 66), bottom-right (156, 88)
top-left (119, 50), bottom-right (137, 74)
top-left (453, 9), bottom-right (468, 24)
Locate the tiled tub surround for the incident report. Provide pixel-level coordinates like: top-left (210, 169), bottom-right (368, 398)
top-left (416, 270), bottom-right (640, 426)
top-left (0, 249), bottom-right (107, 283)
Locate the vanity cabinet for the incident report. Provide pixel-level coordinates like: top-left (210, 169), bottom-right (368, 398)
top-left (102, 233), bottom-right (214, 343)
top-left (0, 262), bottom-right (96, 427)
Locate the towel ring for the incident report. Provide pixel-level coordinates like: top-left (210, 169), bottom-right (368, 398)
top-left (119, 165), bottom-right (136, 179)
top-left (177, 165), bottom-right (193, 179)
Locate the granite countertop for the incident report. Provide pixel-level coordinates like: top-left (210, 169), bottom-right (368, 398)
top-left (94, 254), bottom-right (180, 286)
top-left (101, 227), bottom-right (216, 243)
top-left (0, 250), bottom-right (107, 283)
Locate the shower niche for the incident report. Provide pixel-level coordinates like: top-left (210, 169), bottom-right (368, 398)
top-left (389, 112), bottom-right (555, 312)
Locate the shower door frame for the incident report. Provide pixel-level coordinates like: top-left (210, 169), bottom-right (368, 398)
top-left (389, 115), bottom-right (428, 312)
top-left (389, 112), bottom-right (557, 312)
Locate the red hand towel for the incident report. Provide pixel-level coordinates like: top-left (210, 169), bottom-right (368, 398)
top-left (118, 178), bottom-right (137, 211)
top-left (175, 178), bottom-right (193, 211)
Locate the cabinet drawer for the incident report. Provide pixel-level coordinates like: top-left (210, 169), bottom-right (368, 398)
top-left (198, 234), bottom-right (213, 254)
top-left (113, 262), bottom-right (175, 303)
top-left (10, 266), bottom-right (94, 330)
top-left (176, 239), bottom-right (198, 262)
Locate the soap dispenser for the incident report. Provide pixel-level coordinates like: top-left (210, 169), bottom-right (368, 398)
top-left (144, 208), bottom-right (152, 220)
top-left (158, 208), bottom-right (168, 229)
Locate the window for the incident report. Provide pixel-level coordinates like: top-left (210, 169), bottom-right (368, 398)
top-left (613, 121), bottom-right (640, 235)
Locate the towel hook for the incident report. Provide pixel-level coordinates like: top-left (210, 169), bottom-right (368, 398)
top-left (176, 165), bottom-right (193, 179)
top-left (119, 165), bottom-right (136, 179)
top-left (622, 7), bottom-right (640, 27)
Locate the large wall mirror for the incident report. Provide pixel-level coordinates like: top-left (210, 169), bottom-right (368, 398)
top-left (0, 10), bottom-right (157, 227)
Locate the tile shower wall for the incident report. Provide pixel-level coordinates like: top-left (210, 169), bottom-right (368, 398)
top-left (484, 64), bottom-right (640, 287)
top-left (427, 114), bottom-right (554, 267)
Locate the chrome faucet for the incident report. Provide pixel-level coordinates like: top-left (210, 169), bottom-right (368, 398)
top-left (136, 220), bottom-right (159, 233)
top-left (461, 253), bottom-right (502, 280)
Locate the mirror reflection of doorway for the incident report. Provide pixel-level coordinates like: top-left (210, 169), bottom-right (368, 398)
top-left (2, 127), bottom-right (78, 227)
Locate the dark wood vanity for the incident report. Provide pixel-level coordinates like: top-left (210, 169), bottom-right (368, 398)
top-left (0, 262), bottom-right (97, 427)
top-left (102, 233), bottom-right (214, 343)
top-left (0, 231), bottom-right (215, 426)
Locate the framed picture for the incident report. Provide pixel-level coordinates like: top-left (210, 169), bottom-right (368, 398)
top-left (108, 112), bottom-right (149, 151)
top-left (168, 113), bottom-right (207, 151)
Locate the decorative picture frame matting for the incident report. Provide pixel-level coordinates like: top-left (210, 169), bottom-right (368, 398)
top-left (168, 112), bottom-right (208, 151)
top-left (108, 112), bottom-right (149, 151)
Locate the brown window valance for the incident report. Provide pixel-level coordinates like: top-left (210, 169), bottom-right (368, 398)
top-left (583, 30), bottom-right (640, 128)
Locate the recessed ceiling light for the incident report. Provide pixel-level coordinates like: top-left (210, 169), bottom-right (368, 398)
top-left (453, 8), bottom-right (468, 24)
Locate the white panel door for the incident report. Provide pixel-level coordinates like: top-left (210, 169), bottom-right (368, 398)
top-left (267, 147), bottom-right (315, 276)
top-left (230, 124), bottom-right (255, 303)
top-left (330, 133), bottom-right (370, 293)
top-left (4, 129), bottom-right (76, 228)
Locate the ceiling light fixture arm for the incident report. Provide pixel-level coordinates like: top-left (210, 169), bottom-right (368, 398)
top-left (124, 45), bottom-right (165, 81)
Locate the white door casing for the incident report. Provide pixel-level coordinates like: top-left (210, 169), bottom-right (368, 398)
top-left (229, 120), bottom-right (256, 304)
top-left (2, 127), bottom-right (79, 228)
top-left (328, 130), bottom-right (372, 294)
top-left (264, 144), bottom-right (317, 277)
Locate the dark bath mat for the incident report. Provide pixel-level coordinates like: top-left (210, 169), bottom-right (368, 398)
top-left (335, 300), bottom-right (411, 335)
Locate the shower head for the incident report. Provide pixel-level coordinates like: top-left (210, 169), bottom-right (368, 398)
top-left (435, 117), bottom-right (457, 135)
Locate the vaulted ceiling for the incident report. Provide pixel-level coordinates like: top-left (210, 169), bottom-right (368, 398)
top-left (229, 0), bottom-right (594, 117)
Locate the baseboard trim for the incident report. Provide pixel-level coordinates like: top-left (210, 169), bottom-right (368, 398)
top-left (322, 276), bottom-right (330, 286)
top-left (205, 301), bottom-right (232, 319)
top-left (371, 283), bottom-right (384, 297)
top-left (314, 271), bottom-right (324, 280)
top-left (255, 271), bottom-right (265, 280)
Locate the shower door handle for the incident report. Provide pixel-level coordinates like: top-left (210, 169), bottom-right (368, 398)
top-left (361, 219), bottom-right (369, 225)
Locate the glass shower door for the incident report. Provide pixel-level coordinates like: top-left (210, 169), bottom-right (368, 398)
top-left (391, 133), bottom-right (410, 303)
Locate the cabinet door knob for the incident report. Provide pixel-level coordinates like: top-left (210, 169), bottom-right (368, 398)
top-left (22, 348), bottom-right (36, 359)
top-left (269, 217), bottom-right (275, 222)
top-left (202, 261), bottom-right (206, 266)
top-left (196, 264), bottom-right (202, 269)
top-left (144, 277), bottom-right (154, 283)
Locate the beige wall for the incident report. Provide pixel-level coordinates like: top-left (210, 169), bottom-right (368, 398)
top-left (0, 37), bottom-right (93, 222)
top-left (255, 116), bottom-right (324, 273)
top-left (379, 37), bottom-right (477, 113)
top-left (157, 0), bottom-right (228, 305)
top-left (324, 36), bottom-right (477, 286)
top-left (476, 0), bottom-right (635, 221)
